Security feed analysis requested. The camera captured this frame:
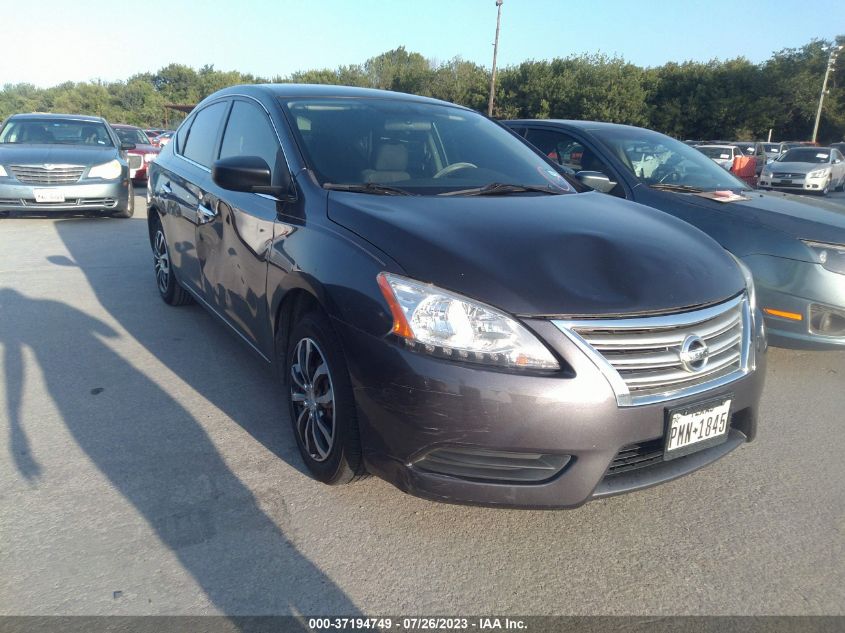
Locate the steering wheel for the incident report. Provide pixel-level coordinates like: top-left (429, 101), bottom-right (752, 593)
top-left (657, 170), bottom-right (681, 184)
top-left (433, 162), bottom-right (478, 178)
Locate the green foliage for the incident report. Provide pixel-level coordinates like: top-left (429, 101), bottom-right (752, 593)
top-left (1, 37), bottom-right (843, 142)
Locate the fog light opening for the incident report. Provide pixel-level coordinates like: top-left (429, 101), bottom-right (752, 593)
top-left (810, 304), bottom-right (845, 337)
top-left (414, 447), bottom-right (571, 484)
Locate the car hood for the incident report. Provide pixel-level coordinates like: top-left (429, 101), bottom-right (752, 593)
top-left (680, 189), bottom-right (845, 248)
top-left (328, 191), bottom-right (744, 317)
top-left (768, 161), bottom-right (828, 174)
top-left (0, 144), bottom-right (118, 166)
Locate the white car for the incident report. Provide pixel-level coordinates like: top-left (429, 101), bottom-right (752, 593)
top-left (695, 144), bottom-right (744, 170)
top-left (759, 147), bottom-right (845, 196)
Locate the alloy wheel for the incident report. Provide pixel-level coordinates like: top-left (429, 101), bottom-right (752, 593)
top-left (153, 229), bottom-right (170, 294)
top-left (290, 337), bottom-right (336, 462)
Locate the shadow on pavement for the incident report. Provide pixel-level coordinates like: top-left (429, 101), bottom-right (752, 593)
top-left (0, 220), bottom-right (360, 617)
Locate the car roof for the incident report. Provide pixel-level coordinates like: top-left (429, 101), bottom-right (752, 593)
top-left (111, 123), bottom-right (142, 129)
top-left (205, 83), bottom-right (467, 110)
top-left (8, 112), bottom-right (107, 123)
top-left (506, 119), bottom-right (648, 133)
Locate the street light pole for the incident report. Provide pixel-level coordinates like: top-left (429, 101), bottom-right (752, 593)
top-left (812, 45), bottom-right (843, 143)
top-left (487, 0), bottom-right (503, 118)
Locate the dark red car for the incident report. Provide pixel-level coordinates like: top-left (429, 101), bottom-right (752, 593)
top-left (111, 124), bottom-right (160, 183)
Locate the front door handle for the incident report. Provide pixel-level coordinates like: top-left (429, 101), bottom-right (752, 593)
top-left (197, 203), bottom-right (217, 224)
top-left (162, 181), bottom-right (172, 194)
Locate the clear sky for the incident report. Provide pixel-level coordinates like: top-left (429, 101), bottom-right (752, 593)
top-left (5, 0), bottom-right (843, 87)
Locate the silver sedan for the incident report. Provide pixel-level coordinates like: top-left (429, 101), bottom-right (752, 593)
top-left (759, 146), bottom-right (845, 196)
top-left (0, 113), bottom-right (134, 218)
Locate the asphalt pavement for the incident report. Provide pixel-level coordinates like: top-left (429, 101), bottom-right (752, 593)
top-left (0, 190), bottom-right (843, 616)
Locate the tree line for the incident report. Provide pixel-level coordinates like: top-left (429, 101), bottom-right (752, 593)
top-left (1, 37), bottom-right (843, 143)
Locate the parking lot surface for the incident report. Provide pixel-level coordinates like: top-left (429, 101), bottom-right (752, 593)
top-left (1, 190), bottom-right (844, 616)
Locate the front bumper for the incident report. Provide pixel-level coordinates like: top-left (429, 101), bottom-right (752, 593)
top-left (758, 174), bottom-right (827, 193)
top-left (335, 316), bottom-right (766, 509)
top-left (744, 254), bottom-right (845, 349)
top-left (130, 164), bottom-right (149, 182)
top-left (0, 179), bottom-right (131, 213)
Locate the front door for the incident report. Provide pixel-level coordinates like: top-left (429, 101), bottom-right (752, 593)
top-left (196, 98), bottom-right (286, 354)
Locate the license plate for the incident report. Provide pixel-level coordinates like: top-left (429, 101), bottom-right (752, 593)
top-left (33, 189), bottom-right (65, 203)
top-left (664, 396), bottom-right (731, 460)
top-left (780, 179), bottom-right (792, 184)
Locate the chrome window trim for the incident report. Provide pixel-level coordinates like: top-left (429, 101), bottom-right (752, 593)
top-left (173, 92), bottom-right (296, 190)
top-left (552, 294), bottom-right (751, 407)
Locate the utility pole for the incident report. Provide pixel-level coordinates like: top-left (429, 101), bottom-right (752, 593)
top-left (487, 0), bottom-right (503, 118)
top-left (812, 45), bottom-right (843, 143)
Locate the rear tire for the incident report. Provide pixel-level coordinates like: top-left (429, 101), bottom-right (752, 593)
top-left (284, 310), bottom-right (367, 485)
top-left (112, 182), bottom-right (135, 218)
top-left (151, 218), bottom-right (192, 306)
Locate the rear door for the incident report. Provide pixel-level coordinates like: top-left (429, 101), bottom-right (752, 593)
top-left (195, 97), bottom-right (285, 354)
top-left (164, 101), bottom-right (229, 294)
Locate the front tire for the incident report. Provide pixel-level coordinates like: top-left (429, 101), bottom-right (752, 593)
top-left (818, 179), bottom-right (831, 196)
top-left (285, 311), bottom-right (366, 484)
top-left (112, 182), bottom-right (135, 218)
top-left (151, 219), bottom-right (192, 306)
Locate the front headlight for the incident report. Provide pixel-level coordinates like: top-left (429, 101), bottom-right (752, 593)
top-left (807, 168), bottom-right (830, 179)
top-left (144, 153), bottom-right (156, 163)
top-left (801, 240), bottom-right (845, 275)
top-left (87, 159), bottom-right (122, 180)
top-left (0, 165), bottom-right (7, 177)
top-left (377, 272), bottom-right (560, 370)
top-left (728, 253), bottom-right (756, 311)
top-left (761, 168), bottom-right (772, 177)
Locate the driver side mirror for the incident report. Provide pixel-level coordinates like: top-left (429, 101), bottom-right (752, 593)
top-left (575, 170), bottom-right (617, 194)
top-left (120, 142), bottom-right (136, 151)
top-left (212, 155), bottom-right (294, 200)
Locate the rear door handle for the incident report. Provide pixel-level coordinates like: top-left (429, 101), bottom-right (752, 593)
top-left (197, 203), bottom-right (217, 224)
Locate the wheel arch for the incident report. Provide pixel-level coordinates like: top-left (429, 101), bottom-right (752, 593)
top-left (147, 203), bottom-right (164, 247)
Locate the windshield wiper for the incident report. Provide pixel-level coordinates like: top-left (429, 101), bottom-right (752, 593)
top-left (323, 182), bottom-right (415, 196)
top-left (648, 183), bottom-right (705, 193)
top-left (439, 182), bottom-right (563, 196)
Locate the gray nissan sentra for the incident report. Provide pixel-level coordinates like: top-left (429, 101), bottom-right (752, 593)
top-left (147, 84), bottom-right (766, 508)
top-left (0, 113), bottom-right (134, 218)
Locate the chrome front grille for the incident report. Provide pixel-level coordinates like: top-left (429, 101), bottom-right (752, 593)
top-left (11, 164), bottom-right (85, 184)
top-left (553, 295), bottom-right (751, 406)
top-left (127, 155), bottom-right (143, 170)
top-left (772, 172), bottom-right (803, 179)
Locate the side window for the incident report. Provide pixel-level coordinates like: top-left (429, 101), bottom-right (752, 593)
top-left (175, 114), bottom-right (193, 154)
top-left (525, 127), bottom-right (625, 198)
top-left (182, 101), bottom-right (228, 168)
top-left (219, 100), bottom-right (281, 174)
top-left (524, 128), bottom-right (583, 170)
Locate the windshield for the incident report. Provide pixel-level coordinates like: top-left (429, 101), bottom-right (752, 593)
top-left (0, 118), bottom-right (114, 146)
top-left (280, 98), bottom-right (574, 195)
top-left (763, 144), bottom-right (779, 153)
top-left (779, 148), bottom-right (831, 164)
top-left (591, 128), bottom-right (749, 191)
top-left (697, 146), bottom-right (735, 159)
top-left (114, 127), bottom-right (149, 145)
